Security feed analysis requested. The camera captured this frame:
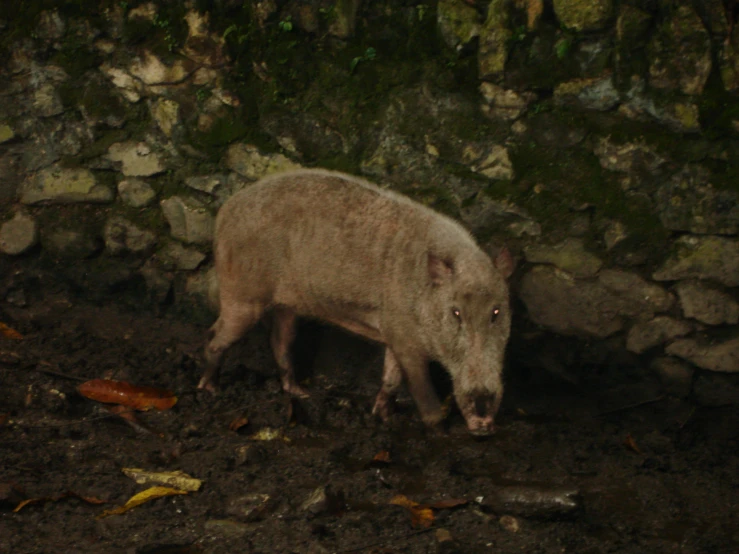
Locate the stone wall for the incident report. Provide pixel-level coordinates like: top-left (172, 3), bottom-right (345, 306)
top-left (1, 0), bottom-right (737, 403)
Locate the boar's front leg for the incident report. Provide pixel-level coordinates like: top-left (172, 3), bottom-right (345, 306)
top-left (374, 348), bottom-right (444, 428)
top-left (200, 301), bottom-right (265, 392)
top-left (270, 306), bottom-right (309, 398)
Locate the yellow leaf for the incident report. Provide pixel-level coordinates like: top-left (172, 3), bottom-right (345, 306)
top-left (98, 486), bottom-right (187, 519)
top-left (122, 468), bottom-right (202, 492)
top-left (249, 427), bottom-right (290, 442)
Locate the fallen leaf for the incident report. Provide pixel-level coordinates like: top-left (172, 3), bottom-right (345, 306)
top-left (98, 486), bottom-right (187, 519)
top-left (78, 379), bottom-right (177, 411)
top-left (122, 468), bottom-right (201, 492)
top-left (0, 323), bottom-right (23, 340)
top-left (229, 415), bottom-right (249, 432)
top-left (623, 433), bottom-right (642, 454)
top-left (390, 495), bottom-right (435, 528)
top-left (372, 450), bottom-right (391, 463)
top-left (13, 491), bottom-right (106, 513)
top-left (249, 427), bottom-right (290, 442)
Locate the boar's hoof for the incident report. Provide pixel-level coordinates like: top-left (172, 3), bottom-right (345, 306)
top-left (371, 393), bottom-right (394, 421)
top-left (465, 415), bottom-right (496, 436)
top-left (283, 383), bottom-right (310, 399)
top-left (197, 376), bottom-right (219, 394)
top-left (421, 410), bottom-right (445, 428)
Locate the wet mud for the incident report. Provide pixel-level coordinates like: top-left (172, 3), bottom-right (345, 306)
top-left (1, 279), bottom-right (737, 553)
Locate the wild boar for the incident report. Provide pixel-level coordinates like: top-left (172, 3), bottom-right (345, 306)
top-left (199, 169), bottom-right (514, 435)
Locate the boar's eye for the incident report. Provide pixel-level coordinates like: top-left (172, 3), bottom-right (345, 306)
top-left (452, 308), bottom-right (462, 322)
top-left (490, 306), bottom-right (501, 323)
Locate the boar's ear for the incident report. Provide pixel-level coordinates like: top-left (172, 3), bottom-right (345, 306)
top-left (428, 253), bottom-right (454, 286)
top-left (493, 247), bottom-right (515, 279)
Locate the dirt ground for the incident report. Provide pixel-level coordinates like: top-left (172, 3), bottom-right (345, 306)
top-left (1, 269), bottom-right (738, 554)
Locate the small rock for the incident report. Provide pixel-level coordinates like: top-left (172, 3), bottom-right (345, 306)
top-left (299, 487), bottom-right (329, 515)
top-left (185, 174), bottom-right (228, 196)
top-left (524, 238), bottom-right (603, 278)
top-left (226, 493), bottom-right (273, 522)
top-left (299, 486), bottom-right (343, 516)
top-left (462, 144), bottom-right (514, 180)
top-left (20, 165), bottom-right (113, 205)
top-left (604, 220), bottom-right (628, 250)
top-left (183, 10), bottom-right (227, 67)
top-left (34, 83), bottom-right (65, 118)
top-left (100, 63), bottom-right (143, 103)
top-left (435, 528), bottom-right (454, 543)
top-left (157, 242), bottom-right (206, 270)
top-left (626, 316), bottom-right (692, 354)
top-left (437, 0), bottom-right (481, 52)
top-left (499, 515), bottom-right (520, 533)
top-left (479, 83), bottom-right (536, 120)
top-left (225, 143), bottom-right (301, 180)
top-left (128, 50), bottom-right (190, 85)
top-left (553, 74), bottom-right (619, 111)
top-left (593, 137), bottom-right (665, 174)
top-left (0, 212), bottom-right (38, 255)
top-left (519, 266), bottom-right (623, 337)
top-left (553, 0), bottom-right (613, 32)
top-left (103, 216), bottom-right (157, 255)
top-left (674, 280), bottom-right (739, 326)
top-left (151, 98), bottom-right (179, 137)
top-left (653, 235), bottom-right (739, 287)
top-left (598, 269), bottom-right (674, 313)
top-left (666, 335), bottom-right (739, 373)
top-left (160, 196), bottom-right (214, 245)
top-left (651, 357), bottom-right (693, 398)
top-left (478, 0), bottom-right (511, 81)
top-left (107, 141), bottom-right (165, 177)
top-left (117, 178), bottom-right (156, 207)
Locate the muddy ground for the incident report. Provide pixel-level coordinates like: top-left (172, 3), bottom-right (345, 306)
top-left (0, 269), bottom-right (737, 554)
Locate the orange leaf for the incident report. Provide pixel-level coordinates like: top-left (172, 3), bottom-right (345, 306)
top-left (390, 495), bottom-right (435, 528)
top-left (229, 415), bottom-right (249, 432)
top-left (78, 379), bottom-right (177, 411)
top-left (372, 450), bottom-right (391, 463)
top-left (0, 323), bottom-right (23, 340)
top-left (623, 433), bottom-right (642, 454)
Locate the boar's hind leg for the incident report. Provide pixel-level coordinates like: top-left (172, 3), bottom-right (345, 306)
top-left (270, 306), bottom-right (309, 398)
top-left (199, 302), bottom-right (265, 391)
top-left (372, 348), bottom-right (404, 421)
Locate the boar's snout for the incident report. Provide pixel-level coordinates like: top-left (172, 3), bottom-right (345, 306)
top-left (458, 392), bottom-right (501, 436)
